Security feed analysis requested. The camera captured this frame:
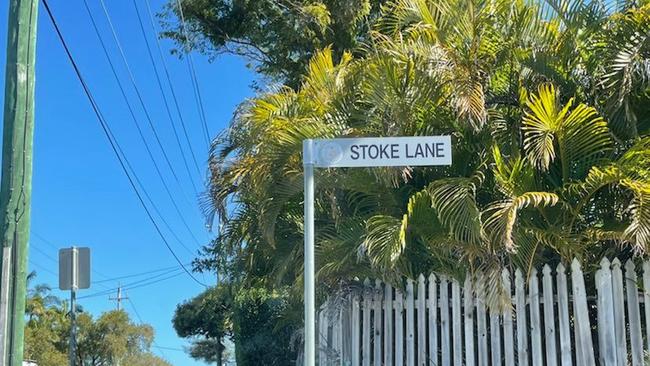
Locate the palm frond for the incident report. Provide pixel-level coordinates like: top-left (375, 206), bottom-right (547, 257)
top-left (362, 215), bottom-right (405, 270)
top-left (522, 83), bottom-right (612, 181)
top-left (484, 192), bottom-right (560, 251)
top-left (428, 177), bottom-right (484, 245)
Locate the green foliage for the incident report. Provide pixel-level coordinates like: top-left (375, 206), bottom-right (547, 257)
top-left (172, 285), bottom-right (232, 365)
top-left (172, 284), bottom-right (298, 366)
top-left (24, 275), bottom-right (172, 366)
top-left (160, 0), bottom-right (387, 87)
top-left (232, 287), bottom-right (297, 366)
top-left (196, 1), bottom-right (650, 310)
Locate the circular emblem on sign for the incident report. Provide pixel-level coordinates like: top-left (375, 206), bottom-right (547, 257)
top-left (319, 142), bottom-right (343, 165)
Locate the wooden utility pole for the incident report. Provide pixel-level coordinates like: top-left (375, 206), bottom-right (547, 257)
top-left (0, 1), bottom-right (38, 365)
top-left (109, 284), bottom-right (128, 311)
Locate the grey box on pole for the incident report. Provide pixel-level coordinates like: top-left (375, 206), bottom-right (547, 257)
top-left (58, 247), bottom-right (91, 290)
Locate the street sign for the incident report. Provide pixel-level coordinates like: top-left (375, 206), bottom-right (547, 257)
top-left (302, 136), bottom-right (452, 366)
top-left (312, 136), bottom-right (452, 168)
top-left (58, 247), bottom-right (90, 290)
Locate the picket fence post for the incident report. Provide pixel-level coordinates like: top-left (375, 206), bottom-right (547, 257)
top-left (373, 280), bottom-right (382, 366)
top-left (514, 269), bottom-right (528, 366)
top-left (542, 265), bottom-right (557, 366)
top-left (428, 274), bottom-right (437, 366)
top-left (625, 260), bottom-right (643, 366)
top-left (571, 259), bottom-right (596, 365)
top-left (395, 288), bottom-right (403, 366)
top-left (556, 263), bottom-right (572, 366)
top-left (596, 258), bottom-right (616, 366)
top-left (464, 276), bottom-right (475, 366)
top-left (440, 276), bottom-right (450, 366)
top-left (502, 269), bottom-right (515, 366)
top-left (417, 275), bottom-right (426, 366)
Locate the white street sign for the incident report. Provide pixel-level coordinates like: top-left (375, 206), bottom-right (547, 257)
top-left (313, 136), bottom-right (452, 168)
top-left (302, 136), bottom-right (452, 366)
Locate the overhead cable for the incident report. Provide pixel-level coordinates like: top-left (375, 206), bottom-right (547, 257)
top-left (41, 0), bottom-right (207, 288)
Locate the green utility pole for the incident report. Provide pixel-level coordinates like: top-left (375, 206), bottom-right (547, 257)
top-left (0, 1), bottom-right (38, 365)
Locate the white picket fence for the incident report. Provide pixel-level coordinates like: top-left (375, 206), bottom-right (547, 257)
top-left (317, 258), bottom-right (650, 366)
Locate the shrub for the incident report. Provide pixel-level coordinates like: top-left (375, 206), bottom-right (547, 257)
top-left (233, 287), bottom-right (297, 366)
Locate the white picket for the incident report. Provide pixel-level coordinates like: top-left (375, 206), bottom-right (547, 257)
top-left (395, 288), bottom-right (404, 366)
top-left (440, 276), bottom-right (451, 366)
top-left (417, 275), bottom-right (426, 366)
top-left (333, 304), bottom-right (342, 365)
top-left (529, 268), bottom-right (543, 366)
top-left (342, 298), bottom-right (352, 364)
top-left (464, 276), bottom-right (475, 366)
top-left (320, 257), bottom-right (650, 366)
top-left (490, 312), bottom-right (501, 366)
top-left (340, 305), bottom-right (345, 366)
top-left (611, 258), bottom-right (628, 365)
top-left (542, 265), bottom-right (557, 366)
top-left (384, 284), bottom-right (393, 366)
top-left (571, 259), bottom-right (596, 365)
top-left (428, 274), bottom-right (437, 366)
top-left (406, 279), bottom-right (415, 366)
top-left (476, 274), bottom-right (487, 366)
top-left (374, 280), bottom-right (382, 366)
top-left (363, 280), bottom-right (371, 366)
top-left (555, 263), bottom-right (572, 366)
top-left (595, 258), bottom-right (616, 366)
top-left (319, 307), bottom-right (327, 365)
top-left (452, 279), bottom-right (462, 366)
top-left (515, 269), bottom-right (528, 366)
top-left (502, 270), bottom-right (515, 366)
top-left (352, 293), bottom-right (361, 366)
top-left (625, 260), bottom-right (643, 366)
top-left (644, 261), bottom-right (650, 354)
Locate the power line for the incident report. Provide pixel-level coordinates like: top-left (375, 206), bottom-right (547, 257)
top-left (28, 261), bottom-right (57, 278)
top-left (152, 345), bottom-right (185, 352)
top-left (95, 0), bottom-right (193, 190)
top-left (31, 232), bottom-right (59, 251)
top-left (41, 0), bottom-right (206, 287)
top-left (31, 231), bottom-right (114, 284)
top-left (133, 0), bottom-right (203, 187)
top-left (92, 264), bottom-right (185, 284)
top-left (174, 0), bottom-right (211, 149)
top-left (77, 269), bottom-right (186, 300)
top-left (79, 269), bottom-right (185, 299)
top-left (81, 0), bottom-right (203, 251)
top-left (142, 0), bottom-right (206, 184)
top-left (29, 243), bottom-right (57, 264)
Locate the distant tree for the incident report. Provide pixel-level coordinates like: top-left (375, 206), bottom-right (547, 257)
top-left (122, 353), bottom-right (173, 366)
top-left (24, 273), bottom-right (68, 366)
top-left (172, 285), bottom-right (232, 366)
top-left (160, 0), bottom-right (388, 87)
top-left (75, 310), bottom-right (156, 366)
top-left (24, 274), bottom-right (172, 366)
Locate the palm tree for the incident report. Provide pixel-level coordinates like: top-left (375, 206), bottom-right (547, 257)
top-left (202, 0), bottom-right (650, 303)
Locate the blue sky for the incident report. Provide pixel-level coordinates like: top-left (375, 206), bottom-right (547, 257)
top-left (1, 0), bottom-right (256, 364)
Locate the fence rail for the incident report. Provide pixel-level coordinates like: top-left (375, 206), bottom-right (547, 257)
top-left (317, 258), bottom-right (650, 365)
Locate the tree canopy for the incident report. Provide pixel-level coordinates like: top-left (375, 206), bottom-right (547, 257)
top-left (24, 274), bottom-right (172, 366)
top-left (172, 285), bottom-right (232, 365)
top-left (161, 0), bottom-right (388, 87)
top-left (169, 0), bottom-right (650, 361)
top-left (198, 0), bottom-right (650, 297)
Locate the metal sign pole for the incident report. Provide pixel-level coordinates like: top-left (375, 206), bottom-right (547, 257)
top-left (303, 140), bottom-right (315, 366)
top-left (69, 247), bottom-right (77, 366)
top-left (302, 136), bottom-right (451, 365)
